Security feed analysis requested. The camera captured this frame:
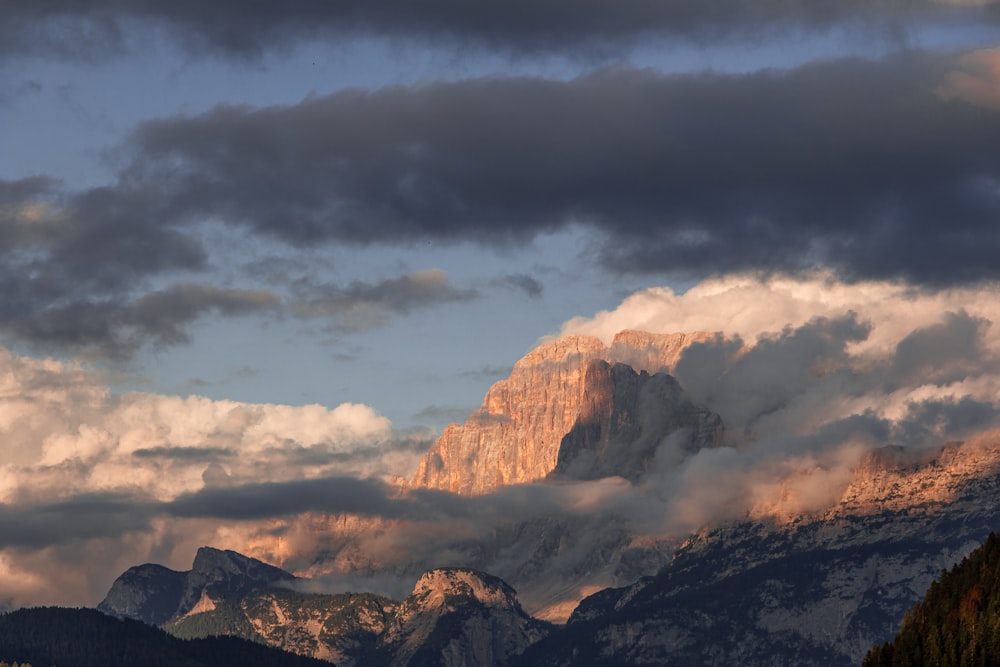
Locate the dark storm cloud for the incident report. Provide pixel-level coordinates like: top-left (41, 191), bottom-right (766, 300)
top-left (890, 310), bottom-right (989, 387)
top-left (0, 475), bottom-right (590, 549)
top-left (0, 179), bottom-right (241, 357)
top-left (894, 397), bottom-right (1000, 447)
top-left (0, 274), bottom-right (278, 359)
top-left (0, 478), bottom-right (409, 548)
top-left (0, 174), bottom-right (468, 353)
top-left (675, 313), bottom-right (873, 437)
top-left (131, 446), bottom-right (234, 461)
top-left (117, 53), bottom-right (1000, 285)
top-left (166, 476), bottom-right (407, 520)
top-left (0, 493), bottom-right (156, 548)
top-left (2, 1), bottom-right (998, 60)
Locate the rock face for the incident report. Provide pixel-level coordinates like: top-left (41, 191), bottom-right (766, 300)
top-left (98, 546), bottom-right (297, 626)
top-left (516, 437), bottom-right (1000, 666)
top-left (552, 361), bottom-right (723, 482)
top-left (412, 331), bottom-right (712, 494)
top-left (97, 563), bottom-right (187, 626)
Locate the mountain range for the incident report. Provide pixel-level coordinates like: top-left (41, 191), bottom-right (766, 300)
top-left (25, 329), bottom-right (1000, 664)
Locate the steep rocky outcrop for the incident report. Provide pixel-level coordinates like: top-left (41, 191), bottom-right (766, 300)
top-left (98, 546), bottom-right (297, 625)
top-left (411, 330), bottom-right (712, 494)
top-left (411, 335), bottom-right (608, 495)
top-left (551, 361), bottom-right (723, 482)
top-left (97, 563), bottom-right (187, 626)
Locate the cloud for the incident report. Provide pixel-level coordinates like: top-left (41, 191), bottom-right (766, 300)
top-left (937, 47), bottom-right (1000, 109)
top-left (4, 50), bottom-right (999, 359)
top-left (2, 1), bottom-right (998, 61)
top-left (552, 273), bottom-right (1000, 531)
top-left (0, 347), bottom-right (405, 504)
top-left (0, 176), bottom-right (478, 356)
top-left (492, 273), bottom-right (544, 298)
top-left (291, 269), bottom-right (478, 331)
top-left (166, 477), bottom-right (405, 521)
top-left (412, 404), bottom-right (478, 425)
top-left (92, 53), bottom-right (1000, 286)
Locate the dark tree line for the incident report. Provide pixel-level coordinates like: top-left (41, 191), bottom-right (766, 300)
top-left (0, 607), bottom-right (329, 667)
top-left (864, 532), bottom-right (1000, 666)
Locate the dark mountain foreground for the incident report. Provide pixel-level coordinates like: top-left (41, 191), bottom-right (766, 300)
top-left (0, 606), bottom-right (329, 667)
top-left (864, 532), bottom-right (1000, 666)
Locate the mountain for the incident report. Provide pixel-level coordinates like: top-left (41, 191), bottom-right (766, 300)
top-left (96, 331), bottom-right (1000, 665)
top-left (278, 332), bottom-right (724, 620)
top-left (515, 438), bottom-right (1000, 666)
top-left (863, 532), bottom-right (1000, 666)
top-left (100, 550), bottom-right (551, 666)
top-left (0, 606), bottom-right (330, 667)
top-left (99, 546), bottom-right (297, 626)
top-left (379, 568), bottom-right (551, 667)
top-left (412, 330), bottom-right (712, 494)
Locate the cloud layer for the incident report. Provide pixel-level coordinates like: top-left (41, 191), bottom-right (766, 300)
top-left (3, 1), bottom-right (998, 60)
top-left (4, 47), bottom-right (1000, 360)
top-left (117, 54), bottom-right (1000, 282)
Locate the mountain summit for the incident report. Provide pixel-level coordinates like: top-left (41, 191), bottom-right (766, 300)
top-left (412, 330), bottom-right (714, 494)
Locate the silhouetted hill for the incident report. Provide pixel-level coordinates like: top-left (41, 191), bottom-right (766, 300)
top-left (0, 607), bottom-right (330, 667)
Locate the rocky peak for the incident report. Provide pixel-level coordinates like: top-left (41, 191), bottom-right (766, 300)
top-left (408, 568), bottom-right (521, 612)
top-left (98, 546), bottom-right (298, 625)
top-left (190, 546), bottom-right (294, 585)
top-left (179, 547), bottom-right (297, 616)
top-left (387, 568), bottom-right (551, 667)
top-left (411, 331), bottom-right (717, 495)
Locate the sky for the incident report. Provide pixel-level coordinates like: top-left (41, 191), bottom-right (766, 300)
top-left (2, 1), bottom-right (1000, 609)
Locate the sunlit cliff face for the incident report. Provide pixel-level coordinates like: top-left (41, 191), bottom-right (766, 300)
top-left (4, 272), bottom-right (1000, 609)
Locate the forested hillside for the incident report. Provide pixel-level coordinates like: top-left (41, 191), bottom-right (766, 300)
top-left (0, 607), bottom-right (329, 667)
top-left (864, 533), bottom-right (1000, 666)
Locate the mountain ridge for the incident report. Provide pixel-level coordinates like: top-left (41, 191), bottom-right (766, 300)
top-left (100, 550), bottom-right (552, 666)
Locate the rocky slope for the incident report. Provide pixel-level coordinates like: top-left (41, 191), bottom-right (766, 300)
top-left (517, 436), bottom-right (1000, 666)
top-left (411, 331), bottom-right (711, 494)
top-left (100, 550), bottom-right (550, 667)
top-left (380, 569), bottom-right (551, 667)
